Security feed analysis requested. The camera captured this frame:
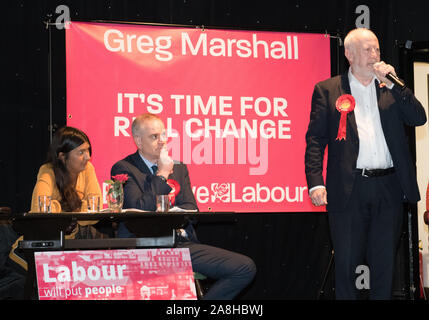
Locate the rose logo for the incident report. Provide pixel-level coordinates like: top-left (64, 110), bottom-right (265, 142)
top-left (211, 183), bottom-right (231, 202)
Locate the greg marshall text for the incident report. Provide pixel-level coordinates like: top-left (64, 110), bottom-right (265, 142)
top-left (103, 29), bottom-right (299, 62)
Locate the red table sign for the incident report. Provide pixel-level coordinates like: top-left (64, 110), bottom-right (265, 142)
top-left (34, 248), bottom-right (197, 300)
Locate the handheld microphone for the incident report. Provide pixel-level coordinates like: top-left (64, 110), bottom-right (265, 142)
top-left (385, 72), bottom-right (406, 90)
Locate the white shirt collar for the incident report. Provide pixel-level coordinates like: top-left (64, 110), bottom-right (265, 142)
top-left (348, 67), bottom-right (379, 89)
top-left (138, 151), bottom-right (157, 174)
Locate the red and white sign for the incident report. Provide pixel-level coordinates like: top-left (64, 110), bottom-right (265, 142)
top-left (34, 248), bottom-right (196, 300)
top-left (66, 22), bottom-right (330, 212)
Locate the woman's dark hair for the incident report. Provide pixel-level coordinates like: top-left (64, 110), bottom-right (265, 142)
top-left (47, 126), bottom-right (92, 212)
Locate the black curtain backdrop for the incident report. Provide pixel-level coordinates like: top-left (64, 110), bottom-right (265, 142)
top-left (2, 0), bottom-right (429, 300)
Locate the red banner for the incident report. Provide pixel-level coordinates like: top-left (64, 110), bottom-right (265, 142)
top-left (66, 22), bottom-right (330, 212)
top-left (35, 248), bottom-right (196, 300)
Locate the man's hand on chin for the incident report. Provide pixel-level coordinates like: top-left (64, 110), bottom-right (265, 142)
top-left (157, 147), bottom-right (174, 177)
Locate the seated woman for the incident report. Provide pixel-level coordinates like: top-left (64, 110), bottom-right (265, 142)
top-left (29, 126), bottom-right (105, 239)
top-left (9, 126), bottom-right (106, 275)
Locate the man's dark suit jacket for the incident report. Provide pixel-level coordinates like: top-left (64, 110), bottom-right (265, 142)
top-left (111, 151), bottom-right (199, 240)
top-left (111, 151), bottom-right (198, 211)
top-left (305, 73), bottom-right (427, 212)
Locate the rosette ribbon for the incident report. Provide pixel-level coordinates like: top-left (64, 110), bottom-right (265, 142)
top-left (335, 94), bottom-right (356, 141)
top-left (167, 179), bottom-right (181, 206)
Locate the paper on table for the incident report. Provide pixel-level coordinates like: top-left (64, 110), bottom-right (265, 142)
top-left (122, 208), bottom-right (150, 212)
top-left (100, 207), bottom-right (197, 213)
top-left (168, 206), bottom-right (198, 212)
top-left (100, 208), bottom-right (149, 213)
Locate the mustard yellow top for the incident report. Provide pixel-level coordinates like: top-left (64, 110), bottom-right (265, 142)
top-left (30, 161), bottom-right (102, 221)
top-left (9, 162), bottom-right (104, 269)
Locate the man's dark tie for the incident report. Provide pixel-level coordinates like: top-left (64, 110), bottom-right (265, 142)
top-left (151, 165), bottom-right (158, 175)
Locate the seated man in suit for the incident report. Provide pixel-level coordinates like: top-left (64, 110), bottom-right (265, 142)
top-left (111, 113), bottom-right (256, 300)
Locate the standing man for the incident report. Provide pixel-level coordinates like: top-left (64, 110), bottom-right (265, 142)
top-left (305, 28), bottom-right (426, 299)
top-left (111, 113), bottom-right (256, 300)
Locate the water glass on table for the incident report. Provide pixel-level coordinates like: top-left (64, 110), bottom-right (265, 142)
top-left (156, 195), bottom-right (170, 212)
top-left (87, 194), bottom-right (101, 213)
top-left (38, 195), bottom-right (52, 213)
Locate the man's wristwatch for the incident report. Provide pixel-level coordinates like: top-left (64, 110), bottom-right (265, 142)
top-left (157, 174), bottom-right (167, 182)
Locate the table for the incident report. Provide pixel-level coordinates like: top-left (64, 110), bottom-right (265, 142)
top-left (5, 211), bottom-right (235, 299)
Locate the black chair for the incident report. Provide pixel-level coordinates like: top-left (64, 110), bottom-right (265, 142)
top-left (0, 206), bottom-right (27, 300)
top-left (0, 207), bottom-right (11, 215)
top-left (194, 272), bottom-right (207, 299)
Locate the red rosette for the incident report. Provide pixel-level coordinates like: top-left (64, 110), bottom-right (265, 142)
top-left (335, 94), bottom-right (356, 141)
top-left (166, 179), bottom-right (181, 206)
top-left (111, 174), bottom-right (129, 183)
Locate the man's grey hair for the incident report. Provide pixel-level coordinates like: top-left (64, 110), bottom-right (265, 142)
top-left (344, 28), bottom-right (377, 52)
top-left (131, 113), bottom-right (163, 137)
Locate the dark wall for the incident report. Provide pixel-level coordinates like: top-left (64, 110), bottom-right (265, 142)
top-left (3, 0), bottom-right (429, 214)
top-left (196, 212), bottom-right (412, 299)
top-left (196, 213), bottom-right (334, 299)
top-left (2, 0), bottom-right (429, 299)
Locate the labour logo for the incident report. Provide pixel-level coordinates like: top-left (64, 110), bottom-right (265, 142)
top-left (211, 183), bottom-right (231, 202)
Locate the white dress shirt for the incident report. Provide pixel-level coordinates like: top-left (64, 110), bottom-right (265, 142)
top-left (348, 68), bottom-right (393, 170)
